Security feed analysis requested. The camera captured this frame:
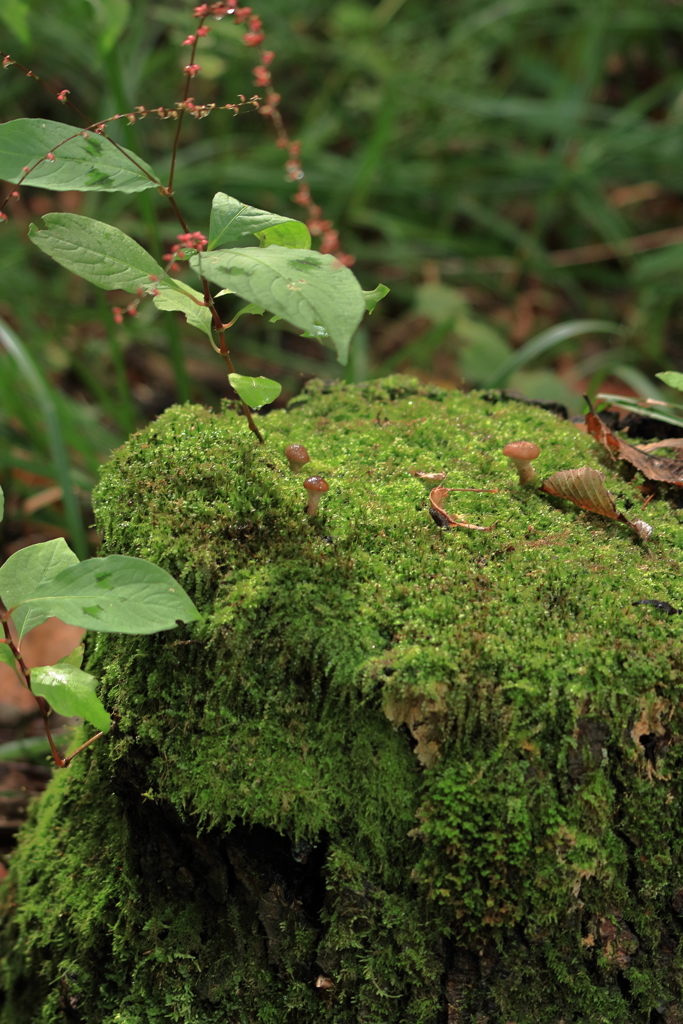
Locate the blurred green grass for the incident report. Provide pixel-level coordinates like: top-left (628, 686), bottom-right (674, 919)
top-left (2, 0), bottom-right (683, 551)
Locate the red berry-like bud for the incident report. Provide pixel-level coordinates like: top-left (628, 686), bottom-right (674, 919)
top-left (182, 34), bottom-right (197, 45)
top-left (243, 30), bottom-right (265, 46)
top-left (46, 152), bottom-right (55, 162)
top-left (56, 89), bottom-right (70, 103)
top-left (262, 50), bottom-right (275, 65)
top-left (196, 25), bottom-right (210, 35)
top-left (184, 64), bottom-right (201, 76)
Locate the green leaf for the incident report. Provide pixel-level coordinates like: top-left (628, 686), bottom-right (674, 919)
top-left (0, 120), bottom-right (160, 193)
top-left (58, 644), bottom-right (85, 670)
top-left (656, 371), bottom-right (683, 394)
top-left (0, 0), bottom-right (31, 44)
top-left (31, 663), bottom-right (110, 733)
top-left (152, 283), bottom-right (213, 340)
top-left (229, 374), bottom-right (282, 410)
top-left (484, 320), bottom-right (626, 389)
top-left (595, 393), bottom-right (683, 430)
top-left (29, 213), bottom-right (163, 292)
top-left (208, 193), bottom-right (310, 250)
top-left (257, 221), bottom-right (311, 250)
top-left (193, 246), bottom-right (365, 365)
top-left (13, 554), bottom-right (201, 635)
top-left (0, 643), bottom-right (15, 669)
top-left (363, 284), bottom-right (390, 313)
top-left (0, 538), bottom-right (79, 643)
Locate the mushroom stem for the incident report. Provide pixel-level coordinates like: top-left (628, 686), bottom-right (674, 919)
top-left (508, 456), bottom-right (536, 486)
top-left (303, 476), bottom-right (329, 516)
top-left (502, 441), bottom-right (541, 486)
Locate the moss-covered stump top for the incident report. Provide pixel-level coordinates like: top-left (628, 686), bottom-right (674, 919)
top-left (5, 375), bottom-right (683, 1024)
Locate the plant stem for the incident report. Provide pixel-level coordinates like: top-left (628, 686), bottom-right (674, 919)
top-left (201, 281), bottom-right (265, 443)
top-left (0, 599), bottom-right (104, 769)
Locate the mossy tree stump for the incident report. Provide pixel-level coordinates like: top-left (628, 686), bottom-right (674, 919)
top-left (2, 376), bottom-right (683, 1023)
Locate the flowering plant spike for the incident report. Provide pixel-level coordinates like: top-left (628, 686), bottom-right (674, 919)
top-left (0, 0), bottom-right (388, 431)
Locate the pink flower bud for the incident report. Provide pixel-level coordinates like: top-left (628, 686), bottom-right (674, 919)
top-left (46, 152), bottom-right (55, 162)
top-left (182, 34), bottom-right (197, 45)
top-left (57, 89), bottom-right (70, 103)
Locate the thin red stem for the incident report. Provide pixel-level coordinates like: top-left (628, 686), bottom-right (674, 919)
top-left (167, 18), bottom-right (205, 194)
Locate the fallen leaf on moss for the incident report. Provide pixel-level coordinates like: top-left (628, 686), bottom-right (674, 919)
top-left (635, 438), bottom-right (683, 454)
top-left (541, 467), bottom-right (652, 540)
top-left (585, 398), bottom-right (683, 486)
top-left (429, 487), bottom-right (496, 531)
top-left (412, 470), bottom-right (447, 481)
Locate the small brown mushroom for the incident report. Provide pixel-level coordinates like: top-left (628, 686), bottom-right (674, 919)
top-left (303, 476), bottom-right (329, 516)
top-left (285, 443), bottom-right (310, 473)
top-left (502, 440), bottom-right (540, 485)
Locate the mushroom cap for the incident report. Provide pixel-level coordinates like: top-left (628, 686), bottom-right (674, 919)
top-left (285, 443), bottom-right (310, 465)
top-left (303, 475), bottom-right (329, 493)
top-left (502, 440), bottom-right (540, 461)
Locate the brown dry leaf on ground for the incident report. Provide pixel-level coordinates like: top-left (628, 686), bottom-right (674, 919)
top-left (541, 467), bottom-right (652, 540)
top-left (585, 399), bottom-right (683, 486)
top-left (412, 470), bottom-right (448, 481)
top-left (429, 487), bottom-right (496, 531)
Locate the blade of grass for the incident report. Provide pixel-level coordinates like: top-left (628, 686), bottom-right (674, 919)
top-left (485, 319), bottom-right (625, 388)
top-left (0, 315), bottom-right (88, 558)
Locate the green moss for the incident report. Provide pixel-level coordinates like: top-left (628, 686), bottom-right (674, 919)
top-left (2, 376), bottom-right (683, 1022)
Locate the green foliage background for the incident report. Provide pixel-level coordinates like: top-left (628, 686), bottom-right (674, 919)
top-left (2, 0), bottom-right (683, 551)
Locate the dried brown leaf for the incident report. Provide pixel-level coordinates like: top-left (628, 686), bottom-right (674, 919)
top-left (429, 487), bottom-right (496, 532)
top-left (413, 470), bottom-right (447, 481)
top-left (635, 438), bottom-right (683, 454)
top-left (585, 399), bottom-right (683, 485)
top-left (541, 467), bottom-right (620, 519)
top-left (541, 467), bottom-right (652, 539)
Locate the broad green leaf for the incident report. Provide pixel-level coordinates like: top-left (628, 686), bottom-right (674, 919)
top-left (32, 663), bottom-right (110, 733)
top-left (0, 643), bottom-right (15, 669)
top-left (656, 371), bottom-right (683, 394)
top-left (363, 284), bottom-right (390, 313)
top-left (58, 644), bottom-right (85, 670)
top-left (0, 120), bottom-right (160, 193)
top-left (257, 221), bottom-right (311, 250)
top-left (152, 283), bottom-right (213, 340)
top-left (229, 373), bottom-right (282, 410)
top-left (29, 213), bottom-right (163, 292)
top-left (208, 193), bottom-right (310, 250)
top-left (0, 538), bottom-right (79, 643)
top-left (193, 246), bottom-right (365, 365)
top-left (0, 0), bottom-right (31, 44)
top-left (13, 554), bottom-right (200, 635)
